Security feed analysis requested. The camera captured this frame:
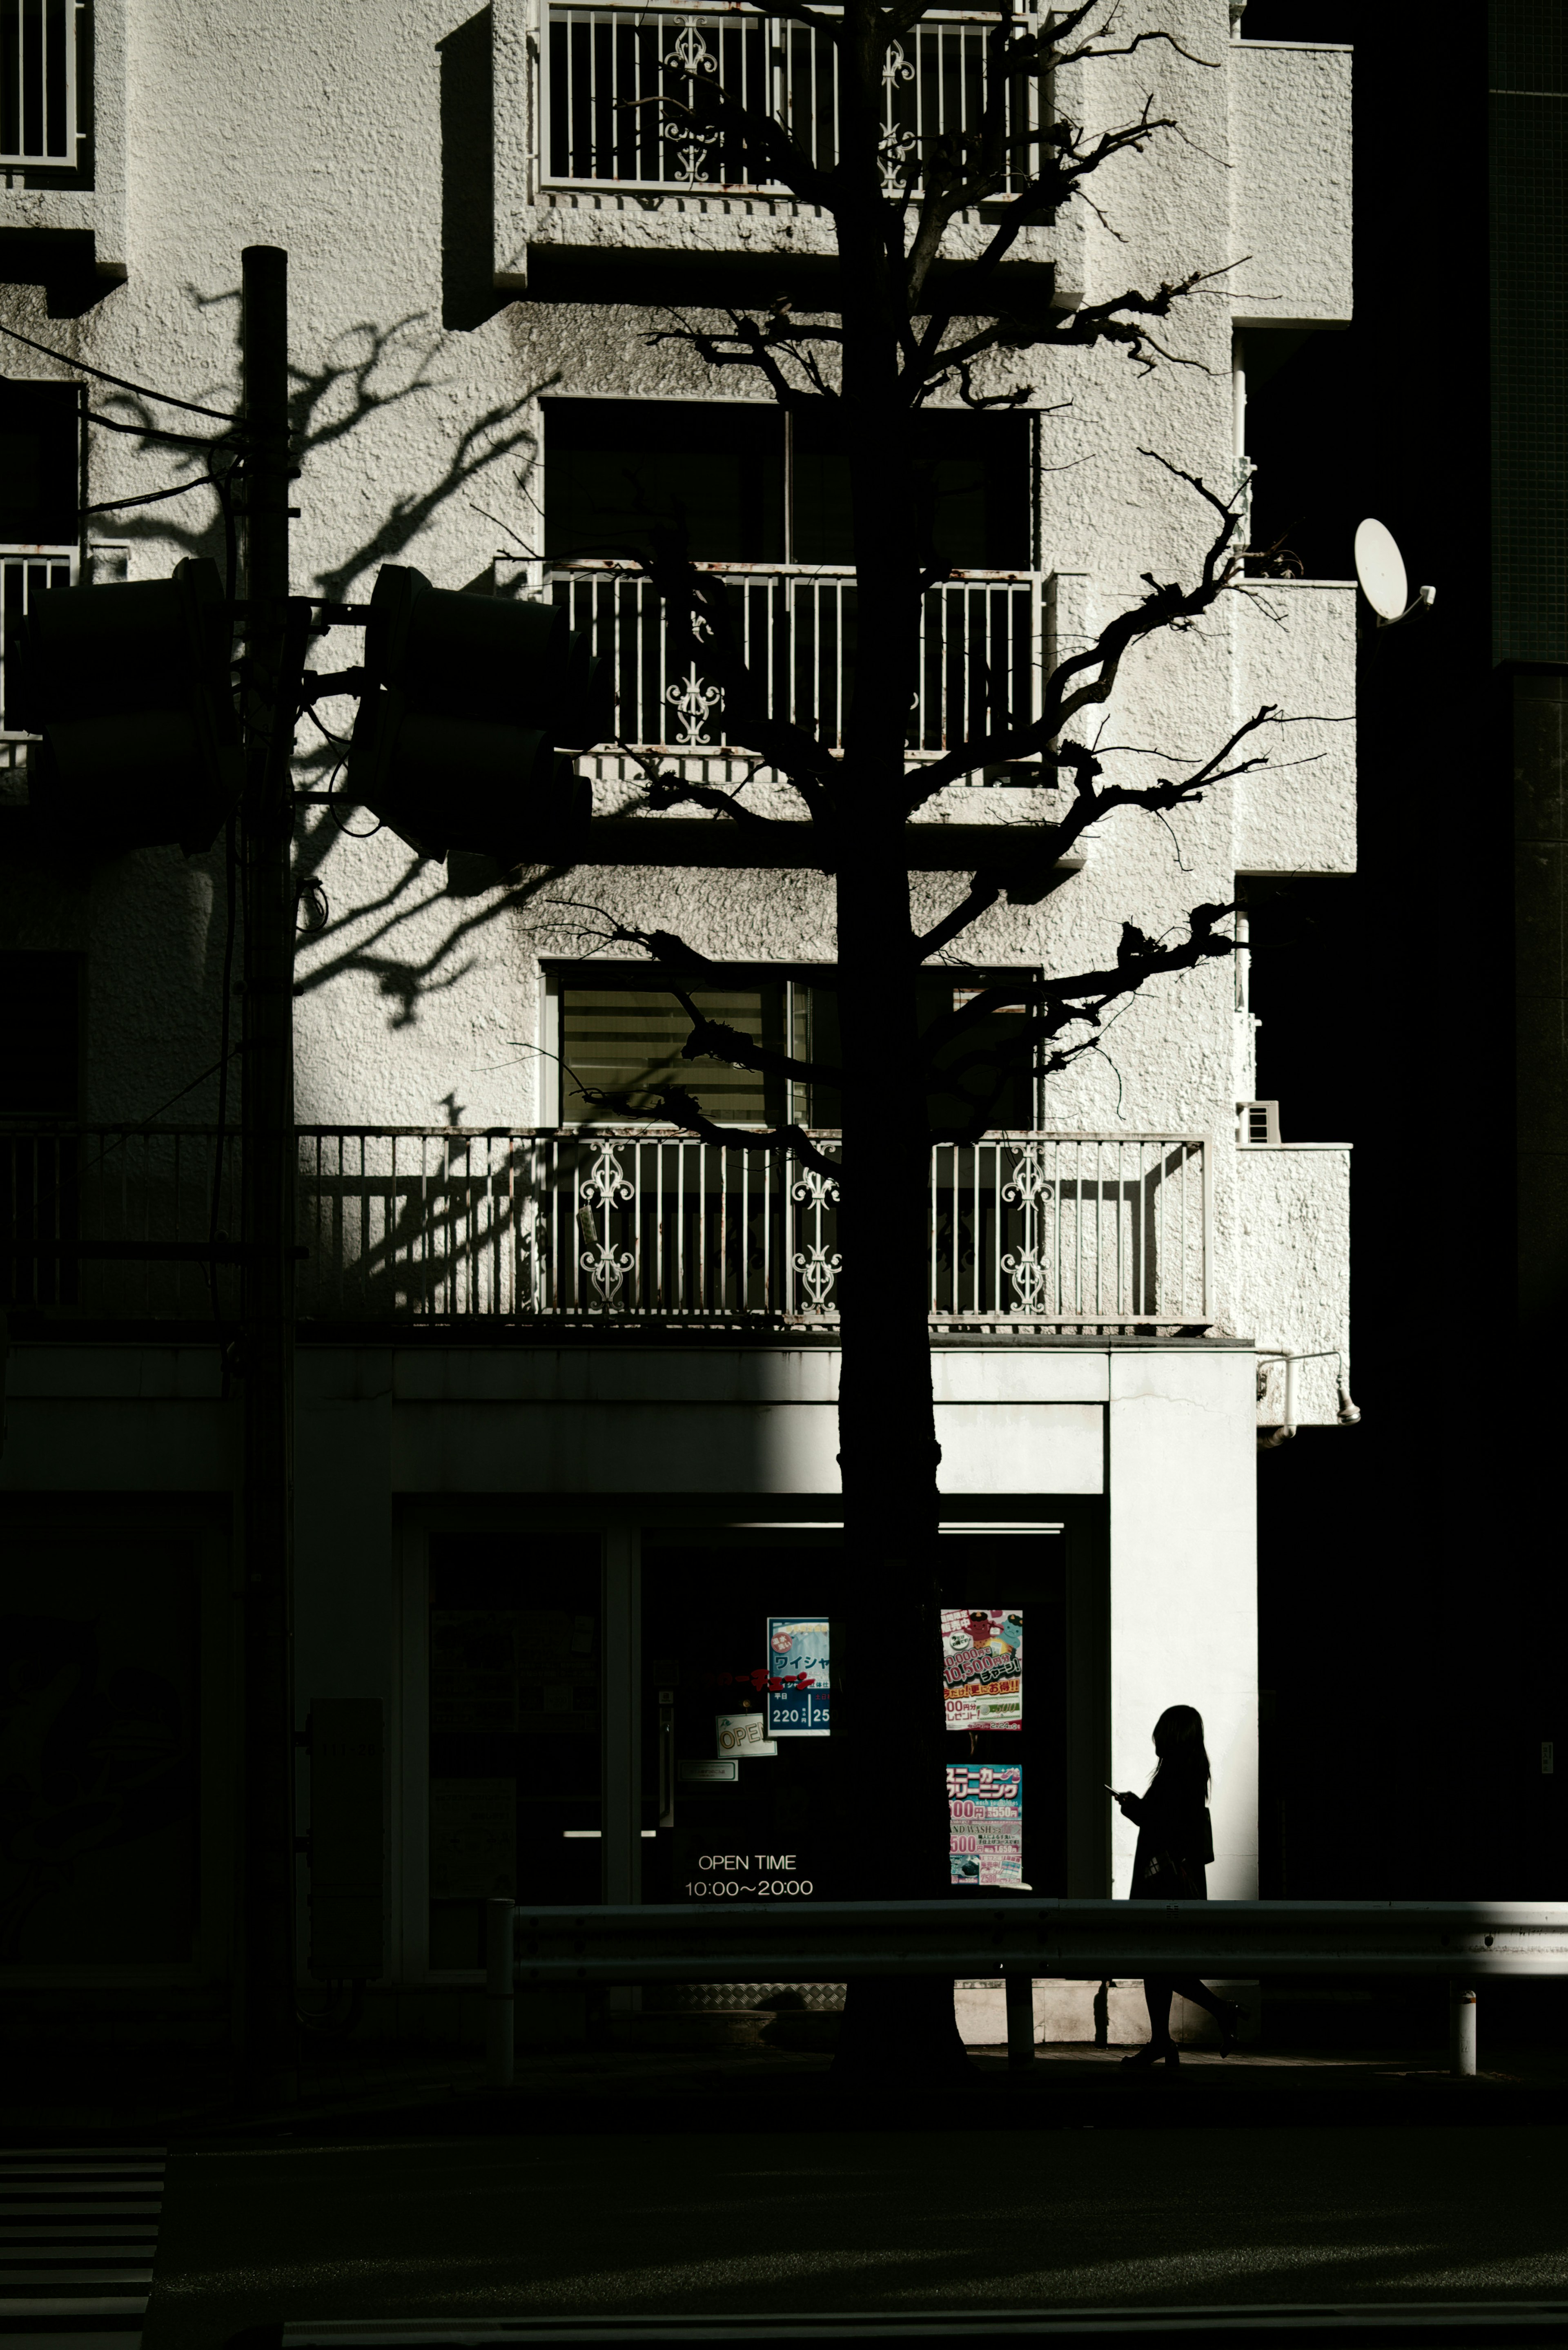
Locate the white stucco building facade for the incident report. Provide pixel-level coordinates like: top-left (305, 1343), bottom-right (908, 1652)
top-left (0, 0), bottom-right (1352, 2047)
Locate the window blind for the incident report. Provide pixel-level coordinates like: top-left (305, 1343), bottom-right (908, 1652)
top-left (559, 985), bottom-right (786, 1125)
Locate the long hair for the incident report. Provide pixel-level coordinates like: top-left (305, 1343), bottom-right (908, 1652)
top-left (1150, 1703), bottom-right (1211, 1793)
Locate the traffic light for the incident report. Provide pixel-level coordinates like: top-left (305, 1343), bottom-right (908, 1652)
top-left (9, 555), bottom-right (243, 856)
top-left (345, 565), bottom-right (610, 867)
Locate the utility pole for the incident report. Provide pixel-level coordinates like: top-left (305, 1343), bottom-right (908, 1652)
top-left (240, 243), bottom-right (302, 2105)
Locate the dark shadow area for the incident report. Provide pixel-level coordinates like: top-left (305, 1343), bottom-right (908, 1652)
top-left (439, 9), bottom-right (506, 333)
top-left (0, 229), bottom-right (114, 319)
top-left (1239, 1), bottom-right (1523, 1912)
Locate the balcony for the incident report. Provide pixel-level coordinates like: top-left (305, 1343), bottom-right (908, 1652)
top-left (0, 0), bottom-right (78, 168)
top-left (492, 0), bottom-right (1076, 293)
top-left (545, 2), bottom-right (1031, 197)
top-left (548, 560), bottom-right (1043, 758)
top-left (0, 0), bottom-right (125, 284)
top-left (3, 1126), bottom-right (1210, 1334)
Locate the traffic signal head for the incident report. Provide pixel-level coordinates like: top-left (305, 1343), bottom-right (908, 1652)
top-left (346, 565), bottom-right (610, 868)
top-left (9, 555), bottom-right (242, 856)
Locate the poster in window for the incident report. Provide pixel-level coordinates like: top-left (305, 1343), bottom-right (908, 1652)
top-left (947, 1762), bottom-right (1023, 1888)
top-left (431, 1608), bottom-right (599, 1735)
top-left (941, 1608), bottom-right (1022, 1730)
top-left (429, 1777), bottom-right (517, 1898)
top-left (764, 1616), bottom-right (831, 1737)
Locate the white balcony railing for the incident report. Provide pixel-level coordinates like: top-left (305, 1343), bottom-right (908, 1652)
top-left (548, 561), bottom-right (1042, 756)
top-left (0, 0), bottom-right (80, 168)
top-left (296, 1129), bottom-right (1209, 1328)
top-left (3, 1127), bottom-right (1210, 1329)
top-left (1, 545), bottom-right (75, 742)
top-left (545, 1), bottom-right (1036, 196)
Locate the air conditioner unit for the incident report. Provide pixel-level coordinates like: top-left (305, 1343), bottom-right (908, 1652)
top-left (1237, 1099), bottom-right (1281, 1146)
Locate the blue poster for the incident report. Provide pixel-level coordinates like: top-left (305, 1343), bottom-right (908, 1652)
top-left (764, 1616), bottom-right (831, 1737)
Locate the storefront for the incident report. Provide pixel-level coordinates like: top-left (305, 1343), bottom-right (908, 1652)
top-left (401, 1501), bottom-right (1112, 1984)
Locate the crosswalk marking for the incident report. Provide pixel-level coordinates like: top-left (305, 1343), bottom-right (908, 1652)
top-left (0, 2150), bottom-right (165, 2350)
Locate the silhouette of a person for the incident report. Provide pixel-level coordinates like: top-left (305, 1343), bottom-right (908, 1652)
top-left (1111, 1703), bottom-right (1247, 2069)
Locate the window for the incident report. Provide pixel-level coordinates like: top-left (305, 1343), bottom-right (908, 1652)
top-left (0, 377), bottom-right (80, 544)
top-left (0, 950), bottom-right (81, 1115)
top-left (546, 967), bottom-right (1036, 1130)
top-left (0, 0), bottom-right (81, 169)
top-left (557, 978), bottom-right (793, 1126)
top-left (543, 398), bottom-right (1031, 572)
top-left (0, 379), bottom-right (82, 741)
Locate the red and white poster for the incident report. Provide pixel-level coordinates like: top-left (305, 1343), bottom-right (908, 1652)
top-left (941, 1607), bottom-right (1022, 1731)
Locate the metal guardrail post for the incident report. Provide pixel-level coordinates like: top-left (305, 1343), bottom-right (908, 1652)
top-left (1450, 1981), bottom-right (1477, 2078)
top-left (1004, 1972), bottom-right (1034, 2069)
top-left (486, 1899), bottom-right (515, 2089)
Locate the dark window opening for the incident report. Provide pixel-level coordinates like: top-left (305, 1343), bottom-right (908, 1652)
top-left (544, 399), bottom-right (785, 565)
top-left (1239, 878), bottom-right (1360, 1142)
top-left (0, 377), bottom-right (80, 547)
top-left (543, 399), bottom-right (1030, 572)
top-left (0, 950), bottom-right (82, 1115)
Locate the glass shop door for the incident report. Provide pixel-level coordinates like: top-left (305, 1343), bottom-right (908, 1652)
top-left (939, 1529), bottom-right (1068, 1893)
top-left (640, 1532), bottom-right (843, 1904)
top-left (426, 1531), bottom-right (604, 1970)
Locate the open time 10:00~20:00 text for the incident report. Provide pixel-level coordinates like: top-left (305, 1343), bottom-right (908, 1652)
top-left (686, 1880), bottom-right (814, 1896)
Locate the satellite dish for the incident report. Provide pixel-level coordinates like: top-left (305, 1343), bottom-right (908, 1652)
top-left (1354, 518), bottom-right (1435, 627)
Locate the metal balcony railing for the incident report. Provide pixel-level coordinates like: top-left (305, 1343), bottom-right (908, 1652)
top-left (2, 1127), bottom-right (1209, 1329)
top-left (547, 562), bottom-right (1042, 756)
top-left (296, 1128), bottom-right (1207, 1328)
top-left (0, 546), bottom-right (76, 740)
top-left (545, 1), bottom-right (1037, 196)
top-left (0, 0), bottom-right (80, 168)
top-left (1, 1125), bottom-right (241, 1319)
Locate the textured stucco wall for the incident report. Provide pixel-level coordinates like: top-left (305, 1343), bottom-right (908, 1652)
top-left (1227, 42), bottom-right (1353, 328)
top-left (0, 2), bottom-right (1354, 1347)
top-left (1230, 1144), bottom-right (1352, 1426)
top-left (1233, 582), bottom-right (1357, 874)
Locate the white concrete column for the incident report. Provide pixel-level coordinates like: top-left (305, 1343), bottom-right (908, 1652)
top-left (1108, 1349), bottom-right (1258, 1900)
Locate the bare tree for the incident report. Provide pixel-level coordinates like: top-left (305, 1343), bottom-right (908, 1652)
top-left (533, 0), bottom-right (1277, 2076)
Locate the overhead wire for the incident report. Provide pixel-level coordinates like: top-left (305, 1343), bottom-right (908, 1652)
top-left (0, 317), bottom-right (241, 420)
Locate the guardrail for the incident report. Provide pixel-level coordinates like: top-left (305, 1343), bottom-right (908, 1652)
top-left (546, 562), bottom-right (1042, 756)
top-left (486, 1897), bottom-right (1568, 2083)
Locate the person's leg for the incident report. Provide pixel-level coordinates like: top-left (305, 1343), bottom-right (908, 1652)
top-left (1169, 1976), bottom-right (1238, 2023)
top-left (1142, 1975), bottom-right (1176, 2047)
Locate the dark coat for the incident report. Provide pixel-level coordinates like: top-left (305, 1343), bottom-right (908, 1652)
top-left (1122, 1771), bottom-right (1213, 1900)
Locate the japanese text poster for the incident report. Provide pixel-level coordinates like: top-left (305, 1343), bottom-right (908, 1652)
top-left (764, 1616), bottom-right (831, 1736)
top-left (941, 1608), bottom-right (1022, 1730)
top-left (947, 1762), bottom-right (1023, 1888)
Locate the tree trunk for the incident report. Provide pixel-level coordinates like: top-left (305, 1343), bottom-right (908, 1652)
top-left (830, 855), bottom-right (972, 2081)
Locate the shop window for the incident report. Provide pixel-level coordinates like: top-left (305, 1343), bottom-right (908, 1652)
top-left (638, 1527), bottom-right (1067, 1905)
top-left (543, 398), bottom-right (1030, 573)
top-left (427, 1533), bottom-right (603, 1971)
top-left (0, 1536), bottom-right (200, 1962)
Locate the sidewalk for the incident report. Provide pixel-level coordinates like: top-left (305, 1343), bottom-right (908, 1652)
top-left (7, 2038), bottom-right (1568, 2144)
